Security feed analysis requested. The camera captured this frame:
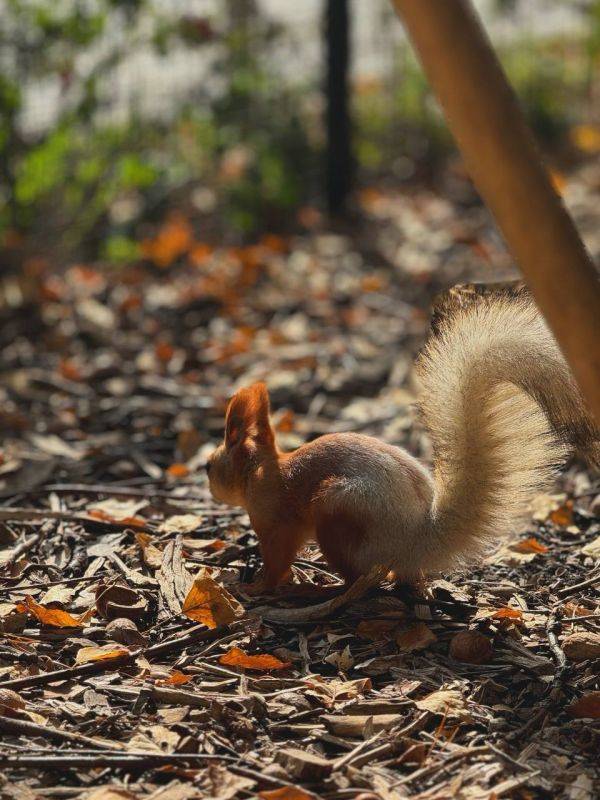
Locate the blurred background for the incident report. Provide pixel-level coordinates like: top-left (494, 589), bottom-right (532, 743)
top-left (0, 0), bottom-right (599, 478)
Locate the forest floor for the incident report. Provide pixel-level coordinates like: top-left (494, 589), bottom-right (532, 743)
top-left (0, 161), bottom-right (599, 800)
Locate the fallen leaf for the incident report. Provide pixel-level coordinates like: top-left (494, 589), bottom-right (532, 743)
top-left (159, 514), bottom-right (204, 535)
top-left (581, 535), bottom-right (600, 559)
top-left (156, 670), bottom-right (192, 686)
top-left (570, 124), bottom-right (600, 154)
top-left (562, 631), bottom-right (600, 661)
top-left (0, 688), bottom-right (25, 716)
top-left (567, 692), bottom-right (600, 719)
top-left (449, 630), bottom-right (493, 664)
top-left (220, 647), bottom-right (290, 672)
top-left (549, 501), bottom-right (574, 527)
top-left (356, 619), bottom-right (398, 640)
top-left (512, 537), bottom-right (548, 554)
top-left (395, 622), bottom-right (437, 651)
top-left (182, 574), bottom-right (243, 628)
top-left (415, 689), bottom-right (472, 721)
top-left (75, 644), bottom-right (131, 664)
top-left (95, 584), bottom-right (147, 621)
top-left (106, 617), bottom-right (148, 647)
top-left (166, 463), bottom-right (190, 478)
top-left (324, 644), bottom-right (353, 672)
top-left (259, 789), bottom-right (315, 800)
top-left (135, 532), bottom-right (164, 570)
top-left (87, 498), bottom-right (148, 523)
top-left (491, 607), bottom-right (523, 621)
top-left (16, 596), bottom-right (91, 629)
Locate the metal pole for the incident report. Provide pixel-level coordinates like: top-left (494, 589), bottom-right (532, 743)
top-left (325, 0), bottom-right (352, 216)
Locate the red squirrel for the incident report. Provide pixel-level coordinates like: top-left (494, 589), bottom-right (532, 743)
top-left (207, 293), bottom-right (598, 591)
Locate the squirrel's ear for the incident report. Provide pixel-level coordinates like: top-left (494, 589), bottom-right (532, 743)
top-left (225, 382), bottom-right (274, 449)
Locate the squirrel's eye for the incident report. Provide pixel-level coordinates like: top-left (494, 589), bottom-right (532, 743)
top-left (205, 462), bottom-right (212, 474)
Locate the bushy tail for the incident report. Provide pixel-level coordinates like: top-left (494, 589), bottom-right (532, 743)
top-left (417, 293), bottom-right (598, 569)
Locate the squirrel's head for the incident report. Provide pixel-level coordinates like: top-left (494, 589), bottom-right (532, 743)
top-left (207, 382), bottom-right (276, 507)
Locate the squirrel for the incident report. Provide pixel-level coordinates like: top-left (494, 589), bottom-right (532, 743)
top-left (206, 291), bottom-right (599, 591)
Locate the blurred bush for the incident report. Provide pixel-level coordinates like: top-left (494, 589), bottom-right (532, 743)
top-left (0, 0), bottom-right (599, 264)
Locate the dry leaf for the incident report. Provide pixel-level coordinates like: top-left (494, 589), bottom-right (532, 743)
top-left (87, 498), bottom-right (147, 523)
top-left (75, 644), bottom-right (131, 664)
top-left (512, 537), bottom-right (548, 554)
top-left (567, 692), bottom-right (600, 719)
top-left (0, 688), bottom-right (25, 716)
top-left (106, 617), bottom-right (148, 647)
top-left (324, 644), bottom-right (354, 672)
top-left (395, 622), bottom-right (437, 651)
top-left (549, 501), bottom-right (574, 527)
top-left (16, 596), bottom-right (90, 629)
top-left (220, 647), bottom-right (290, 672)
top-left (159, 514), bottom-right (204, 535)
top-left (415, 689), bottom-right (472, 721)
top-left (166, 463), bottom-right (190, 478)
top-left (181, 574), bottom-right (243, 628)
top-left (449, 630), bottom-right (493, 664)
top-left (95, 584), bottom-right (147, 621)
top-left (259, 788), bottom-right (316, 800)
top-left (581, 535), bottom-right (600, 559)
top-left (156, 670), bottom-right (192, 686)
top-left (491, 607), bottom-right (523, 621)
top-left (135, 532), bottom-right (164, 570)
top-left (562, 631), bottom-right (600, 662)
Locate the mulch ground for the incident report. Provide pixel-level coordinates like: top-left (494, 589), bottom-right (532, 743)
top-left (0, 164), bottom-right (599, 800)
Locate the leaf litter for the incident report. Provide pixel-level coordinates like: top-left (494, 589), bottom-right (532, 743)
top-left (0, 168), bottom-right (599, 798)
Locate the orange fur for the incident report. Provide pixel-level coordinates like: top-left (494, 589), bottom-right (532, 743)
top-left (207, 296), bottom-right (599, 589)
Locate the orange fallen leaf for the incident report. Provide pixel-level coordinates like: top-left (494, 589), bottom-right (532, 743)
top-left (156, 670), bottom-right (192, 686)
top-left (220, 647), bottom-right (290, 672)
top-left (259, 790), bottom-right (315, 800)
top-left (181, 575), bottom-right (243, 628)
top-left (75, 645), bottom-right (131, 665)
top-left (17, 596), bottom-right (92, 629)
top-left (59, 359), bottom-right (83, 382)
top-left (166, 463), bottom-right (190, 479)
top-left (88, 509), bottom-right (147, 527)
top-left (570, 124), bottom-right (600, 154)
top-left (361, 274), bottom-right (386, 293)
top-left (260, 233), bottom-right (288, 253)
top-left (141, 212), bottom-right (193, 268)
top-left (155, 342), bottom-right (175, 363)
top-left (512, 537), bottom-right (548, 554)
top-left (549, 501), bottom-right (574, 527)
top-left (567, 691), bottom-right (600, 719)
top-left (491, 607), bottom-right (523, 621)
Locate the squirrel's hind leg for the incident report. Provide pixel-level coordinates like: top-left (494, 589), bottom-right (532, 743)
top-left (314, 510), bottom-right (367, 584)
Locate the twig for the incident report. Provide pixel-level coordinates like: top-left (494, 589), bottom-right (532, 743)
top-left (556, 571), bottom-right (600, 598)
top-left (0, 507), bottom-right (155, 534)
top-left (0, 750), bottom-right (234, 769)
top-left (0, 716), bottom-right (125, 750)
top-left (0, 622), bottom-right (241, 690)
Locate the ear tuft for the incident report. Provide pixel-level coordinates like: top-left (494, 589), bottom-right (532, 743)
top-left (225, 382), bottom-right (274, 449)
